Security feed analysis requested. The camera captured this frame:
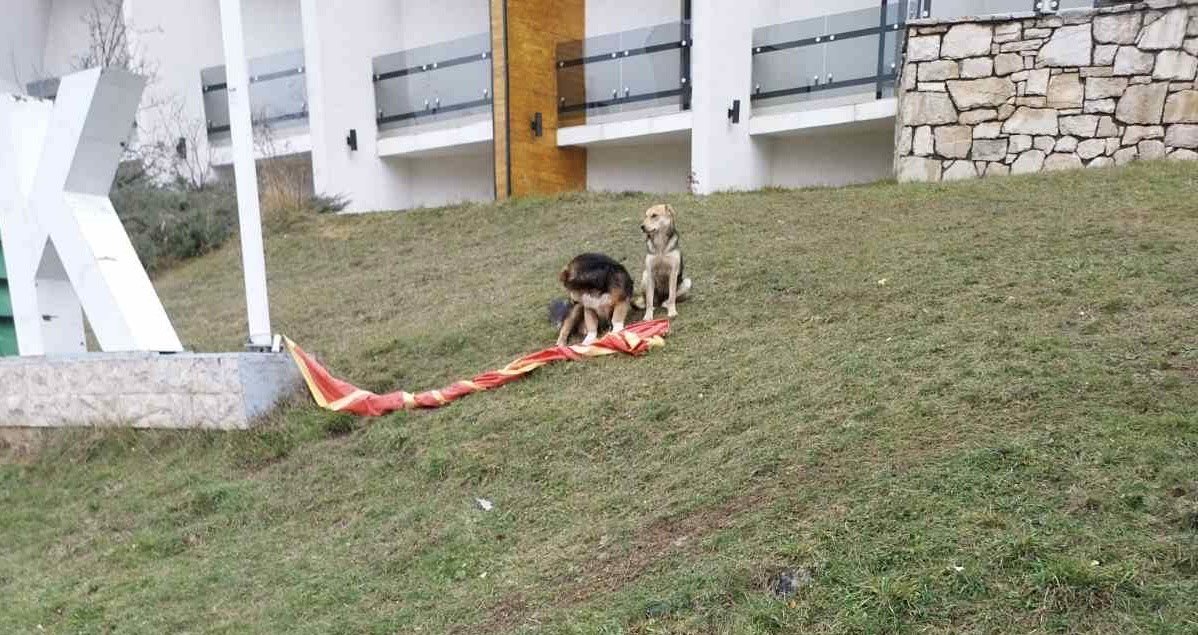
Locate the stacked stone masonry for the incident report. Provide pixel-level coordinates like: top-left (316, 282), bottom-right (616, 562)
top-left (896, 0), bottom-right (1198, 182)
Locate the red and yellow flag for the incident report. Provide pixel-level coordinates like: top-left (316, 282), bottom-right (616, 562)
top-left (285, 319), bottom-right (671, 416)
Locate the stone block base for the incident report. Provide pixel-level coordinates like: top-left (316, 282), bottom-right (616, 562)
top-left (0, 352), bottom-right (301, 430)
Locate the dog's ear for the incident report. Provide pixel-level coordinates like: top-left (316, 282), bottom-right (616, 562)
top-left (662, 204), bottom-right (676, 218)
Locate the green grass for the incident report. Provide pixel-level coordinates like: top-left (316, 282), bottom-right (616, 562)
top-left (3, 162), bottom-right (1198, 634)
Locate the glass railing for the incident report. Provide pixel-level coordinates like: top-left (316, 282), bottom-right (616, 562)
top-left (555, 20), bottom-right (692, 127)
top-left (201, 48), bottom-right (308, 140)
top-left (372, 33), bottom-right (492, 133)
top-left (752, 0), bottom-right (1097, 110)
top-left (752, 1), bottom-right (909, 108)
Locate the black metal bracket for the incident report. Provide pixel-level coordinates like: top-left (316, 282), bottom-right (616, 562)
top-left (346, 128), bottom-right (358, 151)
top-left (727, 99), bottom-right (740, 124)
top-left (531, 112), bottom-right (543, 137)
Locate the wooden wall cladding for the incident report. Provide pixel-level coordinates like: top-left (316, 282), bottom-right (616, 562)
top-left (490, 0), bottom-right (587, 199)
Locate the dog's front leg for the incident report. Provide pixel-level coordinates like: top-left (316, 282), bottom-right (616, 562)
top-left (611, 300), bottom-right (628, 334)
top-left (641, 258), bottom-right (655, 321)
top-left (556, 303), bottom-right (582, 347)
top-left (581, 308), bottom-right (600, 345)
top-left (665, 253), bottom-right (681, 318)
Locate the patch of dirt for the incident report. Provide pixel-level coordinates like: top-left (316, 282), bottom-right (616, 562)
top-left (0, 429), bottom-right (46, 463)
top-left (470, 490), bottom-right (765, 634)
top-left (1166, 365), bottom-right (1198, 381)
top-left (461, 434), bottom-right (964, 634)
top-left (459, 593), bottom-right (529, 635)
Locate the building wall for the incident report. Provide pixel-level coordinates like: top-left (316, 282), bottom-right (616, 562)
top-left (766, 128), bottom-right (896, 188)
top-left (119, 0), bottom-right (304, 186)
top-left (0, 0), bottom-right (51, 90)
top-left (240, 0), bottom-right (305, 58)
top-left (375, 0), bottom-right (491, 209)
top-left (126, 0), bottom-right (224, 168)
top-left (754, 0), bottom-right (882, 26)
top-left (41, 0), bottom-right (92, 78)
top-left (581, 0), bottom-right (882, 36)
top-left (393, 0), bottom-right (491, 49)
top-left (304, 0), bottom-right (491, 212)
top-left (587, 142), bottom-right (690, 193)
top-left (576, 0), bottom-right (893, 196)
top-left (401, 150), bottom-right (496, 208)
top-left (896, 0), bottom-right (1198, 183)
top-left (586, 0), bottom-right (679, 36)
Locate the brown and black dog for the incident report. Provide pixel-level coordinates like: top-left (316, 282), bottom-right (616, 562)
top-left (550, 253), bottom-right (635, 346)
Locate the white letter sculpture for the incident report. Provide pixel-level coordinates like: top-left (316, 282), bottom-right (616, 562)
top-left (0, 68), bottom-right (183, 355)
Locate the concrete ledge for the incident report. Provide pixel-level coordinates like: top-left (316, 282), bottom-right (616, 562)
top-left (0, 352), bottom-right (302, 430)
top-left (211, 131), bottom-right (312, 166)
top-left (557, 112), bottom-right (693, 147)
top-left (377, 119), bottom-right (493, 158)
top-left (749, 99), bottom-right (897, 137)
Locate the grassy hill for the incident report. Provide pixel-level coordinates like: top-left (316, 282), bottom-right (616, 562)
top-left (2, 162), bottom-right (1197, 634)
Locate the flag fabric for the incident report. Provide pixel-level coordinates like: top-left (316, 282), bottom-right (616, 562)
top-left (284, 319), bottom-right (671, 416)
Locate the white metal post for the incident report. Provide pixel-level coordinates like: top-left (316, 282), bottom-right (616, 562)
top-left (218, 0), bottom-right (273, 349)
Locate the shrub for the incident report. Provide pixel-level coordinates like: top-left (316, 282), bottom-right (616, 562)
top-left (111, 164), bottom-right (238, 273)
top-left (111, 148), bottom-right (347, 273)
top-left (257, 155), bottom-right (348, 232)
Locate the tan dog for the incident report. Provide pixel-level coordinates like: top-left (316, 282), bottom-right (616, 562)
top-left (640, 204), bottom-right (691, 320)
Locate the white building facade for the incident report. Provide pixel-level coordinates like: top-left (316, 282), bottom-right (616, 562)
top-left (1, 0), bottom-right (1098, 213)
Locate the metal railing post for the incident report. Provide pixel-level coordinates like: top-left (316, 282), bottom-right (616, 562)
top-left (875, 0), bottom-right (889, 100)
top-left (681, 0), bottom-right (692, 111)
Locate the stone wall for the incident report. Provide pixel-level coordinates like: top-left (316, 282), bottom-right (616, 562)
top-left (0, 353), bottom-right (301, 430)
top-left (895, 0), bottom-right (1198, 182)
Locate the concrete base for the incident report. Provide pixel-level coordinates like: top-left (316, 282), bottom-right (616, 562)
top-left (0, 352), bottom-right (302, 430)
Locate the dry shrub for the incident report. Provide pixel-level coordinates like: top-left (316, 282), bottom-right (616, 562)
top-left (255, 124), bottom-right (348, 231)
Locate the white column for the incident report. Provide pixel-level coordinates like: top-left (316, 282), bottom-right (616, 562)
top-left (218, 0), bottom-right (273, 349)
top-left (298, 0), bottom-right (332, 202)
top-left (689, 0), bottom-right (768, 194)
top-left (299, 0), bottom-right (410, 213)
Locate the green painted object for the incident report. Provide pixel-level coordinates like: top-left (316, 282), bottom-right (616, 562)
top-left (0, 231), bottom-right (16, 356)
top-left (0, 319), bottom-right (15, 356)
